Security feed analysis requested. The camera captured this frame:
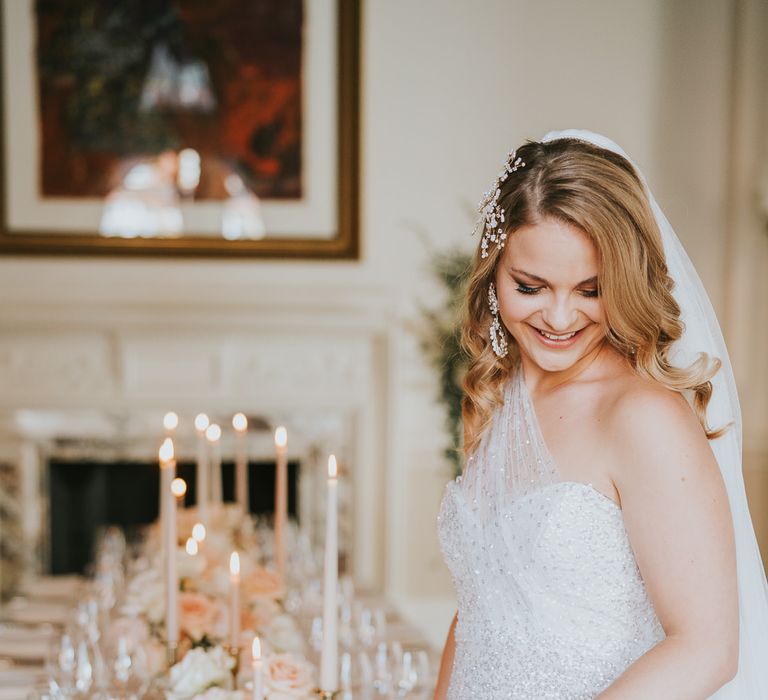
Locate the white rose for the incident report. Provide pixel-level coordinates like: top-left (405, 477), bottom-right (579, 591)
top-left (167, 646), bottom-right (234, 699)
top-left (124, 568), bottom-right (164, 623)
top-left (204, 567), bottom-right (231, 598)
top-left (192, 689), bottom-right (245, 700)
top-left (265, 614), bottom-right (305, 654)
top-left (177, 547), bottom-right (206, 579)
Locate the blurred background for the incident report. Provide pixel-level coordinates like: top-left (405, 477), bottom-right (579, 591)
top-left (0, 0), bottom-right (766, 656)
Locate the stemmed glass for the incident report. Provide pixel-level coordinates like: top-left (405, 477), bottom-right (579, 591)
top-left (45, 633), bottom-right (76, 696)
top-left (101, 634), bottom-right (150, 700)
top-left (45, 629), bottom-right (105, 699)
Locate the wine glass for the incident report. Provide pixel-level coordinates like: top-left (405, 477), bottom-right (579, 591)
top-left (394, 651), bottom-right (417, 697)
top-left (102, 634), bottom-right (150, 700)
top-left (45, 633), bottom-right (76, 697)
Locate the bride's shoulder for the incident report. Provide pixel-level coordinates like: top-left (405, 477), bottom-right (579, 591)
top-left (601, 371), bottom-right (715, 480)
top-left (604, 372), bottom-right (697, 437)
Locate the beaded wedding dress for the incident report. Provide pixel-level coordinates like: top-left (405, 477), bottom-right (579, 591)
top-left (437, 362), bottom-right (665, 699)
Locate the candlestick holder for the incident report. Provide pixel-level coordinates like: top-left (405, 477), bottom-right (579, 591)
top-left (166, 642), bottom-right (178, 668)
top-left (314, 689), bottom-right (339, 699)
top-left (226, 645), bottom-right (241, 686)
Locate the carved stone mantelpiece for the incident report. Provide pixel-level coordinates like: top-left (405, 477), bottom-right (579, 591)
top-left (0, 288), bottom-right (395, 590)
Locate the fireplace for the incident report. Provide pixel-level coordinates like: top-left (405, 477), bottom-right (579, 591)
top-left (48, 457), bottom-right (299, 574)
top-left (0, 287), bottom-right (392, 592)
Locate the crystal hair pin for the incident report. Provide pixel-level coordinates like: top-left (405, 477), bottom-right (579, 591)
top-left (478, 149), bottom-right (526, 258)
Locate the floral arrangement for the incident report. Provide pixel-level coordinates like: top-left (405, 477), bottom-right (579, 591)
top-left (115, 504), bottom-right (310, 690)
top-left (165, 646), bottom-right (316, 699)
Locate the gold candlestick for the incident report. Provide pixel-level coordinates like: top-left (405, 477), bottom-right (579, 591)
top-left (226, 645), bottom-right (241, 686)
top-left (166, 642), bottom-right (178, 668)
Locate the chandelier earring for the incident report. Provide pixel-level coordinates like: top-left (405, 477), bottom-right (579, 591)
top-left (488, 282), bottom-right (508, 358)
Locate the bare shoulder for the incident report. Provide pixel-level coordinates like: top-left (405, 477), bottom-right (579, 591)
top-left (600, 372), bottom-right (722, 497)
top-left (606, 373), bottom-right (701, 442)
top-left (597, 371), bottom-right (738, 660)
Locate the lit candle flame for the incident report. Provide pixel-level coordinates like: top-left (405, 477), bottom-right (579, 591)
top-left (194, 413), bottom-right (210, 432)
top-left (252, 636), bottom-right (261, 661)
top-left (171, 477), bottom-right (187, 498)
top-left (163, 412), bottom-right (179, 431)
top-left (274, 426), bottom-right (287, 449)
top-left (232, 413), bottom-right (248, 432)
top-left (185, 537), bottom-right (198, 556)
top-left (229, 551), bottom-right (240, 576)
top-left (328, 454), bottom-right (337, 479)
top-left (206, 423), bottom-right (222, 442)
top-left (159, 438), bottom-right (175, 464)
top-left (192, 523), bottom-right (206, 542)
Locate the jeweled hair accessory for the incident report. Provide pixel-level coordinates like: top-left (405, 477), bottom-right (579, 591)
top-left (488, 282), bottom-right (508, 358)
top-left (478, 149), bottom-right (526, 259)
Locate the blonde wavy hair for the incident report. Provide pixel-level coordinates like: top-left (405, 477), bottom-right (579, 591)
top-left (461, 138), bottom-right (726, 457)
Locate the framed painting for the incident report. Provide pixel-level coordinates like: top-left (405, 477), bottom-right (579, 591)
top-left (0, 0), bottom-right (359, 258)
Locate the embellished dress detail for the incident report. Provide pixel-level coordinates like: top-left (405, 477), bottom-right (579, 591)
top-left (437, 364), bottom-right (665, 699)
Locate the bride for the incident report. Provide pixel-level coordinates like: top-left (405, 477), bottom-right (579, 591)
top-left (433, 130), bottom-right (768, 698)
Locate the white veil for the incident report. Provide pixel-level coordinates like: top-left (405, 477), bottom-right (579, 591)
top-left (539, 129), bottom-right (768, 697)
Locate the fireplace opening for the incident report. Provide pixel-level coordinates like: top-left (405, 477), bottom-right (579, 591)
top-left (48, 458), bottom-right (299, 574)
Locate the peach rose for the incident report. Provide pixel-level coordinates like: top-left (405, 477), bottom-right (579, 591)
top-left (266, 653), bottom-right (315, 698)
top-left (247, 598), bottom-right (281, 630)
top-left (179, 591), bottom-right (218, 641)
top-left (142, 637), bottom-right (167, 676)
top-left (242, 567), bottom-right (285, 602)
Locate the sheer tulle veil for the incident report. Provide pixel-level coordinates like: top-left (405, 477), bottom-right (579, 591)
top-left (538, 129), bottom-right (768, 696)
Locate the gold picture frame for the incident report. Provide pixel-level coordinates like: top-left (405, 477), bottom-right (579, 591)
top-left (0, 0), bottom-right (359, 259)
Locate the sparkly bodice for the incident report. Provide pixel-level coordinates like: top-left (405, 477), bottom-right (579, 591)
top-left (436, 366), bottom-right (665, 699)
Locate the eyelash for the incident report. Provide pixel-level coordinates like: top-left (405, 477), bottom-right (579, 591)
top-left (515, 283), bottom-right (599, 298)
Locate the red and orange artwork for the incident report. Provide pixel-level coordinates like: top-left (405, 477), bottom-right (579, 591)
top-left (36, 0), bottom-right (303, 201)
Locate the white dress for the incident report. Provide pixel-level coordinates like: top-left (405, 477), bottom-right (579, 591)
top-left (437, 364), bottom-right (666, 699)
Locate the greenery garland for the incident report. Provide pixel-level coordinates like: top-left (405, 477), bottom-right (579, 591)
top-left (419, 247), bottom-right (472, 477)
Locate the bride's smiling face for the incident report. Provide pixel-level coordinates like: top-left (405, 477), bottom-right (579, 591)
top-left (495, 217), bottom-right (607, 373)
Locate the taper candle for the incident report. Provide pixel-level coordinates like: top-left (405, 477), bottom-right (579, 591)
top-left (207, 423), bottom-right (223, 505)
top-left (159, 412), bottom-right (178, 518)
top-left (192, 522), bottom-right (206, 543)
top-left (159, 438), bottom-right (179, 648)
top-left (251, 636), bottom-right (263, 700)
top-left (171, 477), bottom-right (187, 505)
top-left (274, 426), bottom-right (288, 581)
top-left (163, 412), bottom-right (179, 435)
top-left (229, 551), bottom-right (241, 648)
top-left (195, 413), bottom-right (210, 526)
top-left (320, 455), bottom-right (338, 692)
top-left (233, 413), bottom-right (248, 513)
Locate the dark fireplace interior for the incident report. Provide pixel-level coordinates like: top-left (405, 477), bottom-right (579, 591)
top-left (48, 458), bottom-right (299, 574)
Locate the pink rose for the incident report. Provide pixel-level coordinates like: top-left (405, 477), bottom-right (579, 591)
top-left (179, 591), bottom-right (218, 641)
top-left (266, 653), bottom-right (315, 697)
top-left (247, 598), bottom-right (281, 630)
top-left (242, 567), bottom-right (285, 602)
top-left (142, 637), bottom-right (167, 676)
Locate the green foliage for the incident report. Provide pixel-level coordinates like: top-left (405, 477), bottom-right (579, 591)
top-left (419, 247), bottom-right (473, 477)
